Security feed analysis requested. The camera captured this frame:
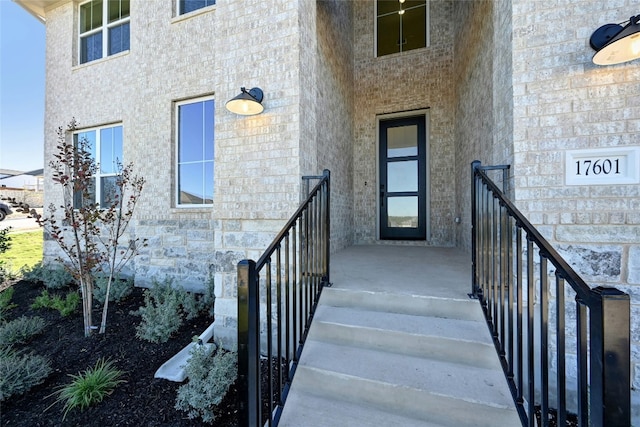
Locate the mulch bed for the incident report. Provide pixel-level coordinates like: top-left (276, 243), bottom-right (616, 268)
top-left (535, 406), bottom-right (579, 427)
top-left (0, 279), bottom-right (240, 426)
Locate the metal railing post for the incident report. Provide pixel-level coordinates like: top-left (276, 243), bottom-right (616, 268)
top-left (323, 169), bottom-right (330, 285)
top-left (237, 259), bottom-right (261, 427)
top-left (237, 171), bottom-right (330, 426)
top-left (471, 160), bottom-right (481, 296)
top-left (589, 286), bottom-right (631, 426)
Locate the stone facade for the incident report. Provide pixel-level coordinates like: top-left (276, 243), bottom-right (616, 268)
top-left (30, 0), bottom-right (640, 419)
top-left (509, 1), bottom-right (640, 419)
top-left (40, 0), bottom-right (348, 339)
top-left (449, 0), bottom-right (640, 421)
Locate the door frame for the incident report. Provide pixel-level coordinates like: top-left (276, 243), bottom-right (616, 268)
top-left (376, 109), bottom-right (430, 241)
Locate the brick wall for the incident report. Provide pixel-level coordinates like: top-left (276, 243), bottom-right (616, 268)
top-left (453, 0), bottom-right (639, 419)
top-left (316, 0), bottom-right (355, 252)
top-left (42, 0), bottom-right (309, 340)
top-left (352, 0), bottom-right (456, 246)
top-left (511, 1), bottom-right (640, 418)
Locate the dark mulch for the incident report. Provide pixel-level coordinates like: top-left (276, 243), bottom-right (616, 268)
top-left (535, 405), bottom-right (579, 427)
top-left (0, 279), bottom-right (240, 426)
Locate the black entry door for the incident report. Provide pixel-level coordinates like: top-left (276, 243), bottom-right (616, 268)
top-left (379, 116), bottom-right (427, 240)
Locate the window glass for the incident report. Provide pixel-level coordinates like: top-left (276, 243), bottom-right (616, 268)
top-left (376, 0), bottom-right (427, 57)
top-left (108, 0), bottom-right (129, 23)
top-left (100, 126), bottom-right (123, 174)
top-left (81, 32), bottom-right (103, 64)
top-left (73, 125), bottom-right (123, 208)
top-left (108, 22), bottom-right (130, 56)
top-left (180, 0), bottom-right (215, 15)
top-left (79, 0), bottom-right (129, 64)
top-left (177, 99), bottom-right (215, 206)
top-left (80, 0), bottom-right (103, 33)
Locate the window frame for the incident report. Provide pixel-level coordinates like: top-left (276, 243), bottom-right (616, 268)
top-left (78, 0), bottom-right (130, 65)
top-left (374, 0), bottom-right (430, 58)
top-left (177, 0), bottom-right (216, 16)
top-left (175, 96), bottom-right (215, 208)
top-left (72, 123), bottom-right (124, 208)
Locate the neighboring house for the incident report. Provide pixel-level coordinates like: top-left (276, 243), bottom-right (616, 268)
top-left (16, 0), bottom-right (640, 415)
top-left (0, 168), bottom-right (44, 191)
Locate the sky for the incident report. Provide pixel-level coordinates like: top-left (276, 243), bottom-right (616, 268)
top-left (0, 0), bottom-right (46, 173)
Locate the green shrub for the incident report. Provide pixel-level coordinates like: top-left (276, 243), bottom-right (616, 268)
top-left (0, 316), bottom-right (48, 346)
top-left (0, 347), bottom-right (52, 402)
top-left (32, 289), bottom-right (80, 317)
top-left (0, 287), bottom-right (16, 322)
top-left (51, 358), bottom-right (125, 420)
top-left (93, 275), bottom-right (133, 304)
top-left (174, 343), bottom-right (237, 423)
top-left (181, 291), bottom-right (206, 321)
top-left (21, 262), bottom-right (73, 290)
top-left (133, 277), bottom-right (215, 343)
top-left (132, 278), bottom-right (183, 343)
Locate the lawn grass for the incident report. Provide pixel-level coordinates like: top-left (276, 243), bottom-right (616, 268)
top-left (4, 230), bottom-right (43, 275)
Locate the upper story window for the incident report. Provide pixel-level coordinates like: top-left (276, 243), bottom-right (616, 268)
top-left (376, 0), bottom-right (428, 57)
top-left (79, 0), bottom-right (130, 64)
top-left (73, 124), bottom-right (124, 207)
top-left (179, 0), bottom-right (215, 15)
top-left (176, 97), bottom-right (215, 206)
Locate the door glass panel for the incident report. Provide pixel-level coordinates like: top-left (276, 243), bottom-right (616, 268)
top-left (388, 160), bottom-right (417, 192)
top-left (387, 125), bottom-right (417, 157)
top-left (387, 197), bottom-right (418, 228)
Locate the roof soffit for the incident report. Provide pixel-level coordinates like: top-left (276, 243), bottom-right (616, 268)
top-left (13, 0), bottom-right (70, 23)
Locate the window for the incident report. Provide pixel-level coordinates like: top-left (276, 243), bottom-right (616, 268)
top-left (179, 0), bottom-right (215, 15)
top-left (376, 0), bottom-right (428, 57)
top-left (176, 98), bottom-right (214, 206)
top-left (73, 125), bottom-right (124, 207)
top-left (79, 0), bottom-right (130, 64)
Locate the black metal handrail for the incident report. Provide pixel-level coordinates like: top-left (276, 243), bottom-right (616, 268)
top-left (237, 169), bottom-right (330, 427)
top-left (471, 160), bottom-right (630, 427)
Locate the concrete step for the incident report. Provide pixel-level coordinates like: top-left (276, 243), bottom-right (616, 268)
top-left (278, 289), bottom-right (520, 427)
top-left (295, 339), bottom-right (514, 408)
top-left (320, 287), bottom-right (484, 322)
top-left (280, 389), bottom-right (447, 427)
top-left (281, 365), bottom-right (520, 427)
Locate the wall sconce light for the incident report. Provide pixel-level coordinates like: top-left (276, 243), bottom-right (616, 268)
top-left (225, 87), bottom-right (264, 115)
top-left (590, 15), bottom-right (640, 65)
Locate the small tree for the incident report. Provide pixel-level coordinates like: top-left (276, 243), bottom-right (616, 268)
top-left (31, 119), bottom-right (146, 336)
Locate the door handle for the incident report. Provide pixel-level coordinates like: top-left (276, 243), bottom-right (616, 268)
top-left (380, 185), bottom-right (385, 207)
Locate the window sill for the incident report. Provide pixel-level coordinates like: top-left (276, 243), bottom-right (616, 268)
top-left (171, 5), bottom-right (216, 24)
top-left (374, 46), bottom-right (430, 60)
top-left (73, 50), bottom-right (130, 71)
top-left (172, 206), bottom-right (214, 212)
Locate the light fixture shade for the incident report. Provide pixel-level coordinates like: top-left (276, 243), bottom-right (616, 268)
top-left (225, 87), bottom-right (264, 115)
top-left (591, 16), bottom-right (640, 65)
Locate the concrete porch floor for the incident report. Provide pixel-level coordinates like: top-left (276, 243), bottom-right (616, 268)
top-left (330, 244), bottom-right (472, 299)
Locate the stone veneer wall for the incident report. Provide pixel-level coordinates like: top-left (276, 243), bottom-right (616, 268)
top-left (454, 0), bottom-right (640, 419)
top-left (42, 0), bottom-right (309, 341)
top-left (510, 0), bottom-right (640, 420)
top-left (352, 0), bottom-right (456, 246)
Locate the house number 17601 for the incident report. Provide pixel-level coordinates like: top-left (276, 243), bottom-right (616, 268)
top-left (566, 148), bottom-right (638, 185)
top-left (575, 158), bottom-right (620, 176)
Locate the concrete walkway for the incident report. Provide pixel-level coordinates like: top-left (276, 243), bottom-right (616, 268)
top-left (278, 245), bottom-right (520, 426)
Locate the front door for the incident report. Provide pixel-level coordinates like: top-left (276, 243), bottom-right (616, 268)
top-left (379, 115), bottom-right (427, 240)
